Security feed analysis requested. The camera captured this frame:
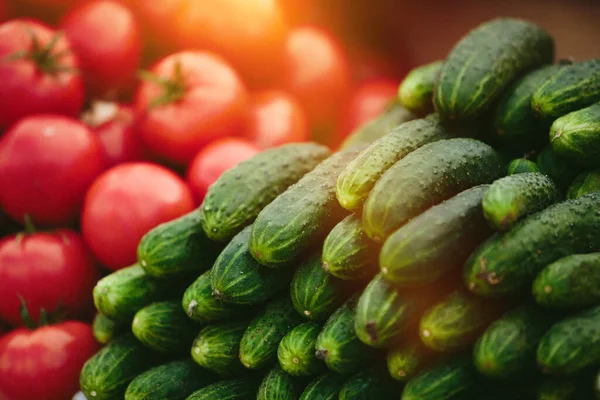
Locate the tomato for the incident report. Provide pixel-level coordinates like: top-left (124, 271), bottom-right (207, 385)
top-left (186, 138), bottom-right (260, 205)
top-left (0, 230), bottom-right (99, 326)
top-left (135, 51), bottom-right (249, 165)
top-left (0, 19), bottom-right (84, 130)
top-left (0, 115), bottom-right (105, 226)
top-left (82, 162), bottom-right (194, 270)
top-left (243, 90), bottom-right (309, 149)
top-left (0, 321), bottom-right (99, 400)
top-left (127, 0), bottom-right (185, 53)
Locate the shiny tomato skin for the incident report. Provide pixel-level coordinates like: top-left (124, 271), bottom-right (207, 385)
top-left (135, 51), bottom-right (249, 165)
top-left (243, 90), bottom-right (309, 149)
top-left (0, 20), bottom-right (84, 130)
top-left (82, 162), bottom-right (195, 270)
top-left (0, 115), bottom-right (105, 226)
top-left (0, 230), bottom-right (99, 327)
top-left (0, 321), bottom-right (100, 400)
top-left (186, 138), bottom-right (260, 205)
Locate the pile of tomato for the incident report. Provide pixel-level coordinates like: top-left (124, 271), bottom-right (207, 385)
top-left (0, 1), bottom-right (407, 399)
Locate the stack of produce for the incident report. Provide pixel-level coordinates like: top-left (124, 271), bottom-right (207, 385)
top-left (80, 17), bottom-right (600, 400)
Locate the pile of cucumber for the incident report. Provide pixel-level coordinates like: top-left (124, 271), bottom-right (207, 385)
top-left (80, 17), bottom-right (600, 400)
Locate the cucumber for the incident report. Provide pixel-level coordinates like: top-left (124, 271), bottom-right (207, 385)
top-left (537, 145), bottom-right (582, 190)
top-left (338, 364), bottom-right (401, 400)
top-left (387, 341), bottom-right (433, 382)
top-left (322, 215), bottom-right (379, 280)
top-left (249, 148), bottom-right (362, 267)
top-left (551, 102), bottom-right (600, 165)
top-left (482, 172), bottom-right (561, 230)
top-left (186, 378), bottom-right (259, 400)
top-left (211, 226), bottom-right (292, 305)
top-left (533, 253), bottom-right (600, 309)
top-left (538, 305), bottom-right (600, 375)
top-left (473, 305), bottom-right (555, 379)
top-left (508, 158), bottom-right (541, 175)
top-left (380, 185), bottom-right (492, 286)
top-left (537, 376), bottom-right (593, 400)
top-left (398, 61), bottom-right (444, 114)
top-left (93, 313), bottom-right (125, 345)
top-left (464, 192), bottom-right (600, 297)
top-left (567, 170), bottom-right (600, 199)
top-left (299, 372), bottom-right (346, 400)
top-left (363, 138), bottom-right (504, 242)
top-left (290, 253), bottom-right (347, 321)
top-left (137, 211), bottom-right (220, 278)
top-left (532, 58), bottom-right (600, 120)
top-left (124, 359), bottom-right (215, 400)
top-left (434, 18), bottom-right (554, 122)
top-left (200, 142), bottom-right (330, 242)
top-left (257, 366), bottom-right (298, 400)
top-left (239, 296), bottom-right (304, 370)
top-left (315, 298), bottom-right (373, 374)
top-left (336, 115), bottom-right (449, 211)
top-left (80, 334), bottom-right (161, 400)
top-left (278, 322), bottom-right (324, 377)
top-left (191, 321), bottom-right (248, 377)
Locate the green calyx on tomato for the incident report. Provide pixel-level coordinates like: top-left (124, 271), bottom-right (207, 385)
top-left (6, 29), bottom-right (75, 76)
top-left (138, 61), bottom-right (187, 108)
top-left (18, 295), bottom-right (65, 330)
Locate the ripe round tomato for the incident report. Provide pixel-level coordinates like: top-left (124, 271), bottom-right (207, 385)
top-left (0, 115), bottom-right (105, 226)
top-left (0, 19), bottom-right (84, 130)
top-left (186, 138), bottom-right (260, 205)
top-left (135, 51), bottom-right (249, 165)
top-left (0, 230), bottom-right (99, 326)
top-left (243, 90), bottom-right (309, 149)
top-left (60, 0), bottom-right (142, 98)
top-left (0, 321), bottom-right (99, 400)
top-left (82, 162), bottom-right (195, 270)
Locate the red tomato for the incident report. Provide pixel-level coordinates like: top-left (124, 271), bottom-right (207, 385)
top-left (0, 230), bottom-right (99, 326)
top-left (0, 19), bottom-right (84, 129)
top-left (60, 1), bottom-right (142, 98)
top-left (82, 162), bottom-right (194, 270)
top-left (0, 321), bottom-right (99, 400)
top-left (243, 90), bottom-right (309, 149)
top-left (135, 51), bottom-right (249, 165)
top-left (186, 138), bottom-right (260, 205)
top-left (0, 115), bottom-right (105, 226)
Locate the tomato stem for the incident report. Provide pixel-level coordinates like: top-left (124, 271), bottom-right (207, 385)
top-left (18, 296), bottom-right (38, 330)
top-left (23, 214), bottom-right (36, 234)
top-left (138, 61), bottom-right (187, 109)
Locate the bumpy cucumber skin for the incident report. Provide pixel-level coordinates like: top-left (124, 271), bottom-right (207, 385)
top-left (363, 138), bottom-right (504, 242)
top-left (434, 18), bottom-right (554, 122)
top-left (191, 321), bottom-right (248, 377)
top-left (299, 372), bottom-right (347, 400)
top-left (338, 364), bottom-right (401, 400)
top-left (567, 170), bottom-right (600, 199)
top-left (537, 145), bottom-right (582, 190)
top-left (186, 378), bottom-right (259, 400)
top-left (336, 115), bottom-right (449, 211)
top-left (473, 305), bottom-right (554, 379)
top-left (250, 148), bottom-right (362, 267)
top-left (533, 58), bottom-right (600, 120)
top-left (399, 61), bottom-right (444, 114)
top-left (508, 158), bottom-right (541, 175)
top-left (533, 253), bottom-right (600, 309)
top-left (483, 172), bottom-right (561, 231)
top-left (537, 305), bottom-right (600, 375)
top-left (200, 143), bottom-right (330, 242)
top-left (551, 102), bottom-right (600, 165)
top-left (380, 185), bottom-right (492, 286)
top-left (239, 296), bottom-right (304, 370)
top-left (278, 322), bottom-right (324, 377)
top-left (387, 342), bottom-right (431, 382)
top-left (322, 215), bottom-right (379, 281)
top-left (257, 366), bottom-right (297, 400)
top-left (464, 192), bottom-right (600, 297)
top-left (93, 313), bottom-right (124, 344)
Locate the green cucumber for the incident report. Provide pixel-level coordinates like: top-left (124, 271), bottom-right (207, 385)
top-left (434, 18), bottom-right (554, 122)
top-left (338, 364), bottom-right (401, 400)
top-left (186, 378), bottom-right (259, 400)
top-left (93, 313), bottom-right (125, 345)
top-left (299, 372), bottom-right (346, 400)
top-left (322, 214), bottom-right (379, 280)
top-left (249, 148), bottom-right (362, 267)
top-left (200, 143), bottom-right (330, 242)
top-left (538, 305), bottom-right (600, 375)
top-left (336, 115), bottom-right (449, 211)
top-left (532, 58), bottom-right (600, 120)
top-left (464, 192), bottom-right (600, 297)
top-left (315, 298), bottom-right (373, 374)
top-left (132, 300), bottom-right (197, 354)
top-left (191, 321), bottom-right (248, 377)
top-left (399, 61), bottom-right (444, 114)
top-left (567, 170), bottom-right (600, 199)
top-left (211, 226), bottom-right (292, 305)
top-left (257, 366), bottom-right (298, 400)
top-left (363, 138), bottom-right (504, 242)
top-left (508, 158), bottom-right (541, 174)
top-left (80, 334), bottom-right (161, 400)
top-left (278, 322), bottom-right (324, 377)
top-left (482, 172), bottom-right (561, 230)
top-left (537, 145), bottom-right (582, 189)
top-left (124, 359), bottom-right (215, 400)
top-left (137, 211), bottom-right (220, 278)
top-left (239, 296), bottom-right (304, 370)
top-left (380, 185), bottom-right (492, 286)
top-left (387, 341), bottom-right (433, 382)
top-left (551, 102), bottom-right (600, 165)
